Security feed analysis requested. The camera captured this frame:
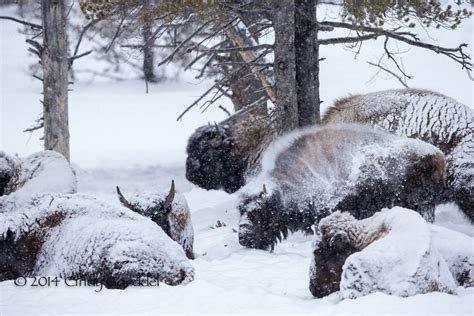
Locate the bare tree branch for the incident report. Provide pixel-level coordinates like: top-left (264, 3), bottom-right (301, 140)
top-left (158, 20), bottom-right (213, 66)
top-left (367, 61), bottom-right (409, 88)
top-left (320, 21), bottom-right (471, 70)
top-left (319, 33), bottom-right (379, 45)
top-left (0, 16), bottom-right (42, 29)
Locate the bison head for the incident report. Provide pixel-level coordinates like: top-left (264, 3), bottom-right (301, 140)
top-left (116, 180), bottom-right (194, 259)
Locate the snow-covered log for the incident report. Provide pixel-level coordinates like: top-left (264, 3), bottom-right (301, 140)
top-left (309, 207), bottom-right (474, 299)
top-left (238, 125), bottom-right (446, 250)
top-left (0, 193), bottom-right (194, 288)
top-left (186, 103), bottom-right (276, 193)
top-left (116, 181), bottom-right (194, 259)
top-left (323, 89), bottom-right (473, 219)
top-left (0, 151), bottom-right (76, 200)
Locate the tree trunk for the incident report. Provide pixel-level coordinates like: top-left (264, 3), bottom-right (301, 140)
top-left (142, 1), bottom-right (157, 83)
top-left (272, 0), bottom-right (299, 133)
top-left (41, 0), bottom-right (70, 161)
top-left (295, 0), bottom-right (320, 125)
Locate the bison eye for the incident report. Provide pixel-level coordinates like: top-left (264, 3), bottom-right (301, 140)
top-left (329, 232), bottom-right (350, 254)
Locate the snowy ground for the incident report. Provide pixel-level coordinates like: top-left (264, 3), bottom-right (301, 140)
top-left (1, 4), bottom-right (474, 316)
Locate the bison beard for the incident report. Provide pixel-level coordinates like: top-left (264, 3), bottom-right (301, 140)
top-left (238, 125), bottom-right (446, 251)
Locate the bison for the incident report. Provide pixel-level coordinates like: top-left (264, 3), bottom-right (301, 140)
top-left (0, 151), bottom-right (194, 288)
top-left (0, 193), bottom-right (195, 288)
top-left (309, 207), bottom-right (474, 298)
top-left (238, 125), bottom-right (446, 250)
top-left (116, 181), bottom-right (194, 259)
top-left (323, 89), bottom-right (473, 220)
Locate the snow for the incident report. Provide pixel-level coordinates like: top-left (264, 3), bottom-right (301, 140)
top-left (1, 3), bottom-right (474, 315)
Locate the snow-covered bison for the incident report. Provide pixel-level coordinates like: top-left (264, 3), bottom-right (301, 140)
top-left (0, 151), bottom-right (194, 288)
top-left (323, 89), bottom-right (473, 220)
top-left (0, 194), bottom-right (195, 288)
top-left (0, 150), bottom-right (77, 198)
top-left (309, 207), bottom-right (474, 298)
top-left (116, 181), bottom-right (194, 259)
top-left (238, 125), bottom-right (446, 250)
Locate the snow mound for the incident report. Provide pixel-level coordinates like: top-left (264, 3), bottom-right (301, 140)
top-left (310, 207), bottom-right (474, 299)
top-left (0, 193), bottom-right (194, 288)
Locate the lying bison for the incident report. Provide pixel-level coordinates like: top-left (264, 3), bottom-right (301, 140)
top-left (0, 151), bottom-right (194, 288)
top-left (310, 207), bottom-right (474, 298)
top-left (116, 180), bottom-right (194, 259)
top-left (0, 150), bottom-right (77, 198)
top-left (0, 193), bottom-right (195, 288)
top-left (323, 89), bottom-right (473, 220)
top-left (238, 125), bottom-right (446, 250)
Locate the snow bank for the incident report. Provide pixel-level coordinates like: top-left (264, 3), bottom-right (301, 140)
top-left (310, 207), bottom-right (474, 299)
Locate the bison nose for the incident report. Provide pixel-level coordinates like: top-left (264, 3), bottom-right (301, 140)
top-left (309, 278), bottom-right (326, 298)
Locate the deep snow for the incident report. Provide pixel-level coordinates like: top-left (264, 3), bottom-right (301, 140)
top-left (1, 3), bottom-right (474, 316)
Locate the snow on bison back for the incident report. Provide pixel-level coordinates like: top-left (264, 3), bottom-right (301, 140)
top-left (238, 125), bottom-right (446, 250)
top-left (323, 89), bottom-right (473, 219)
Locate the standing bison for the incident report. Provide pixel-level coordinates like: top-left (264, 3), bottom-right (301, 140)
top-left (238, 125), bottom-right (446, 250)
top-left (323, 89), bottom-right (473, 219)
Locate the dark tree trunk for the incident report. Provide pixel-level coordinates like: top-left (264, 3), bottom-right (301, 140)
top-left (41, 0), bottom-right (70, 161)
top-left (272, 0), bottom-right (299, 133)
top-left (295, 0), bottom-right (320, 125)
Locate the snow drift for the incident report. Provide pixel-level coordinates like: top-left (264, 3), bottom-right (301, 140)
top-left (310, 207), bottom-right (474, 299)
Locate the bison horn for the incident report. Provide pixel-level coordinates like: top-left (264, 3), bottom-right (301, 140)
top-left (116, 186), bottom-right (133, 209)
top-left (259, 183), bottom-right (267, 198)
top-left (163, 180), bottom-right (176, 209)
